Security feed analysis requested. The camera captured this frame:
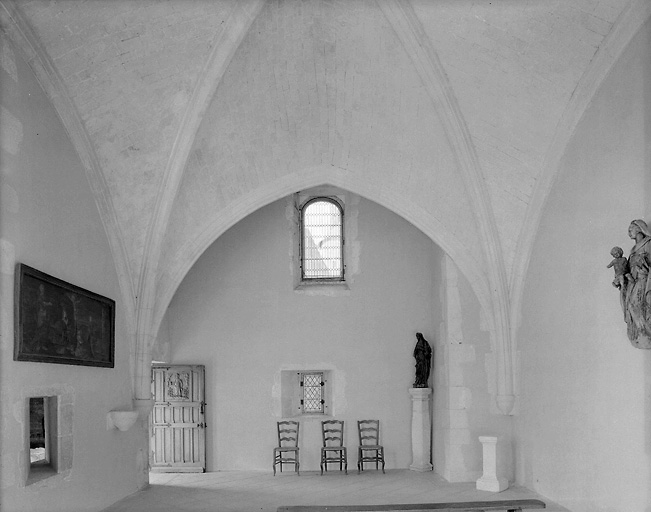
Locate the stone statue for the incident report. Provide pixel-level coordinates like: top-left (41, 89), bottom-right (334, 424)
top-left (413, 332), bottom-right (432, 388)
top-left (612, 220), bottom-right (651, 349)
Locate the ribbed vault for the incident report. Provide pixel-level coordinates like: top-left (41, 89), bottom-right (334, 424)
top-left (2, 0), bottom-right (649, 414)
top-left (159, 0), bottom-right (483, 312)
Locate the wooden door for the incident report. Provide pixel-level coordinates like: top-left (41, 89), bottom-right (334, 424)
top-left (150, 364), bottom-right (206, 473)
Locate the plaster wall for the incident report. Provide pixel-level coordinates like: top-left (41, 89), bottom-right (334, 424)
top-left (163, 194), bottom-right (443, 471)
top-left (516, 20), bottom-right (651, 512)
top-left (0, 37), bottom-right (141, 512)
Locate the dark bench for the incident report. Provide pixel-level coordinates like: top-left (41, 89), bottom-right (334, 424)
top-left (278, 499), bottom-right (546, 512)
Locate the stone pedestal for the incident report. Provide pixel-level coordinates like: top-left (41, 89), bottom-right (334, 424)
top-left (476, 436), bottom-right (508, 492)
top-left (409, 387), bottom-right (433, 472)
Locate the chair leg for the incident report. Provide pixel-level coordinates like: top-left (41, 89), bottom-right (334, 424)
top-left (294, 449), bottom-right (299, 476)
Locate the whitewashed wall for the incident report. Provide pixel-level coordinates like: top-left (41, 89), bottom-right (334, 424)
top-left (516, 19), bottom-right (651, 512)
top-left (163, 194), bottom-right (443, 471)
top-left (0, 38), bottom-right (142, 512)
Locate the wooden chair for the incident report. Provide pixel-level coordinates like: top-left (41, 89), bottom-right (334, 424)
top-left (273, 421), bottom-right (300, 476)
top-left (357, 419), bottom-right (385, 473)
top-left (320, 420), bottom-right (347, 475)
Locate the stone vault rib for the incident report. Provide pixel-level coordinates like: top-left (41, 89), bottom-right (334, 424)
top-left (133, 0), bottom-right (267, 404)
top-left (509, 0), bottom-right (651, 357)
top-left (378, 0), bottom-right (515, 414)
top-left (0, 0), bottom-right (136, 331)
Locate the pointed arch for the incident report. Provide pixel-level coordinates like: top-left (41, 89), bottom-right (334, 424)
top-left (150, 164), bottom-right (493, 358)
top-left (510, 0), bottom-right (651, 350)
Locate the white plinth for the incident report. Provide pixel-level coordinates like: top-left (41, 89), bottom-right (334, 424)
top-left (409, 387), bottom-right (433, 472)
top-left (476, 436), bottom-right (508, 492)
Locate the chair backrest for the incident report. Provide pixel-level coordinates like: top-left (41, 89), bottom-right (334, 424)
top-left (358, 419), bottom-right (380, 446)
top-left (321, 420), bottom-right (344, 447)
top-left (277, 420), bottom-right (299, 448)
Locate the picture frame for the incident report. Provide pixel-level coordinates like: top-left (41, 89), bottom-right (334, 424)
top-left (14, 263), bottom-right (115, 367)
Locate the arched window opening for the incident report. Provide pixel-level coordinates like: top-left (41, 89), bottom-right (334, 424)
top-left (300, 198), bottom-right (344, 281)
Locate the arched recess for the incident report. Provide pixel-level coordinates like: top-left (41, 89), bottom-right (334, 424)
top-left (134, 0), bottom-right (515, 415)
top-left (140, 165), bottom-right (497, 411)
top-left (155, 166), bottom-right (493, 328)
top-left (509, 0), bottom-right (651, 349)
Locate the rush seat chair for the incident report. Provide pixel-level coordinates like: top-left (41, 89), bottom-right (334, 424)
top-left (357, 419), bottom-right (385, 473)
top-left (320, 420), bottom-right (347, 475)
top-left (273, 421), bottom-right (300, 476)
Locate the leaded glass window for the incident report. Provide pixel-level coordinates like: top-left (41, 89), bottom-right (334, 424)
top-left (300, 372), bottom-right (324, 414)
top-left (300, 198), bottom-right (344, 281)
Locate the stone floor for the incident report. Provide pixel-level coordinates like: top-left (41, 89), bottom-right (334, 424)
top-left (101, 470), bottom-right (571, 512)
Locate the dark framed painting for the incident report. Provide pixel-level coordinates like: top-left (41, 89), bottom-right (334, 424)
top-left (14, 263), bottom-right (115, 367)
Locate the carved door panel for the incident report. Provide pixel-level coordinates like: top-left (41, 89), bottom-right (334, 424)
top-left (150, 364), bottom-right (206, 473)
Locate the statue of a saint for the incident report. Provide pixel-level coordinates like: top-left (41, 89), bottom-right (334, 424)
top-left (613, 220), bottom-right (651, 348)
top-left (413, 332), bottom-right (432, 387)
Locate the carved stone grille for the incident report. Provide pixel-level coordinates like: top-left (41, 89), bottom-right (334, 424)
top-left (301, 372), bottom-right (324, 414)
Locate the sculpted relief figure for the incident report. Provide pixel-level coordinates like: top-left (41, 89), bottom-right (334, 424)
top-left (168, 372), bottom-right (190, 399)
top-left (611, 220), bottom-right (651, 348)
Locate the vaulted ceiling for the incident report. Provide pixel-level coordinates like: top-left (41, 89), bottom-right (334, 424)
top-left (2, 0), bottom-right (648, 352)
